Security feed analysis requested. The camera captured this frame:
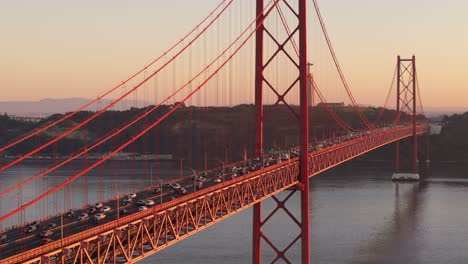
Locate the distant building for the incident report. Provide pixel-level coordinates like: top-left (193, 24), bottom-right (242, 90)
top-left (10, 115), bottom-right (44, 123)
top-left (316, 102), bottom-right (345, 108)
top-left (429, 124), bottom-right (442, 135)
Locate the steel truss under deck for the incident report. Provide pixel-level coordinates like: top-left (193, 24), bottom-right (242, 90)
top-left (1, 125), bottom-right (428, 264)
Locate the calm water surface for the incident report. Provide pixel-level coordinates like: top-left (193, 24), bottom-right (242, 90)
top-left (1, 161), bottom-right (468, 263)
top-left (145, 163), bottom-right (468, 264)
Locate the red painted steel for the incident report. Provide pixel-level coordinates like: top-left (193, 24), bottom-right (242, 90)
top-left (395, 56), bottom-right (419, 173)
top-left (412, 56), bottom-right (418, 173)
top-left (0, 126), bottom-right (428, 264)
top-left (0, 1), bottom-right (229, 156)
top-left (0, 1), bottom-right (238, 198)
top-left (253, 0), bottom-right (310, 262)
top-left (298, 0), bottom-right (310, 262)
top-left (0, 1), bottom-right (279, 221)
top-left (395, 56), bottom-right (401, 173)
top-left (253, 0), bottom-right (264, 262)
top-left (311, 0), bottom-right (373, 129)
top-left (255, 0), bottom-right (264, 160)
top-left (0, 1), bottom-right (236, 175)
top-left (0, 1), bottom-right (428, 262)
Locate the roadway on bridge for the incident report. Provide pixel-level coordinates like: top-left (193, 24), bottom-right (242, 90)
top-left (0, 128), bottom-right (392, 259)
top-left (0, 148), bottom-right (283, 259)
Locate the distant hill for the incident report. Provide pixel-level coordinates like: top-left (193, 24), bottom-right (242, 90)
top-left (424, 106), bottom-right (468, 117)
top-left (1, 98), bottom-right (466, 118)
top-left (0, 105), bottom-right (403, 162)
top-left (430, 112), bottom-right (468, 162)
top-left (1, 104), bottom-right (466, 167)
top-left (0, 98), bottom-right (150, 117)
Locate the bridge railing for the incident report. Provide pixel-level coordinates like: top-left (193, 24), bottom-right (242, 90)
top-left (1, 155), bottom-right (252, 235)
top-left (1, 125), bottom-right (429, 263)
top-left (306, 125), bottom-right (428, 176)
top-left (1, 159), bottom-right (295, 264)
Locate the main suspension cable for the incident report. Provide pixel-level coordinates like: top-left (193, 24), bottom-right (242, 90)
top-left (0, 0), bottom-right (229, 154)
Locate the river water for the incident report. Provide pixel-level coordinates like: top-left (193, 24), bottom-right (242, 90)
top-left (1, 160), bottom-right (468, 263)
top-left (144, 162), bottom-right (468, 264)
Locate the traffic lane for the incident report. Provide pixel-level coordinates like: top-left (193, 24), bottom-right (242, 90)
top-left (1, 185), bottom-right (185, 258)
top-left (0, 179), bottom-right (190, 258)
top-left (0, 130), bottom-right (389, 257)
top-left (0, 157), bottom-right (237, 244)
top-left (0, 183), bottom-right (166, 245)
top-left (0, 161), bottom-right (241, 258)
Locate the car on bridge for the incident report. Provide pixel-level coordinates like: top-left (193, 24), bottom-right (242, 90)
top-left (122, 197), bottom-right (133, 205)
top-left (100, 206), bottom-right (111, 213)
top-left (93, 202), bottom-right (103, 209)
top-left (78, 213), bottom-right (89, 221)
top-left (94, 213), bottom-right (106, 222)
top-left (41, 238), bottom-right (53, 244)
top-left (128, 192), bottom-right (137, 198)
top-left (88, 207), bottom-right (97, 214)
top-left (25, 221), bottom-right (41, 231)
top-left (194, 173), bottom-right (207, 182)
top-left (171, 183), bottom-right (182, 190)
top-left (177, 188), bottom-right (188, 195)
top-left (25, 225), bottom-right (38, 233)
top-left (44, 223), bottom-right (57, 230)
top-left (66, 209), bottom-right (77, 217)
top-left (40, 230), bottom-right (53, 238)
top-left (145, 200), bottom-right (155, 206)
top-left (138, 206), bottom-right (148, 211)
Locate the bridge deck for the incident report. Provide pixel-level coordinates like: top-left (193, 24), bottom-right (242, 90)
top-left (0, 126), bottom-right (428, 264)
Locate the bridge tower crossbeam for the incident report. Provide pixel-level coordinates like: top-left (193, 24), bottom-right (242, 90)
top-left (393, 55), bottom-right (419, 181)
top-left (254, 0), bottom-right (310, 263)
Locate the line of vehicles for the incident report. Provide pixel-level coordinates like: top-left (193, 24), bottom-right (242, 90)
top-left (0, 149), bottom-right (296, 250)
top-left (0, 127), bottom-right (392, 255)
top-left (72, 191), bottom-right (160, 222)
top-left (20, 221), bottom-right (57, 245)
top-left (3, 168), bottom-right (228, 247)
top-left (11, 192), bottom-right (160, 246)
top-left (74, 203), bottom-right (111, 222)
top-left (163, 182), bottom-right (188, 195)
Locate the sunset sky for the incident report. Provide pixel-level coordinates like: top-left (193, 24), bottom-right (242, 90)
top-left (1, 0), bottom-right (467, 112)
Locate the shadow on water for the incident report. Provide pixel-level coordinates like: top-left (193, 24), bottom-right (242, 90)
top-left (351, 179), bottom-right (429, 264)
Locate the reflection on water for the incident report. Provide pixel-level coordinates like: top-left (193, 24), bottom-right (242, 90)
top-left (147, 163), bottom-right (468, 264)
top-left (425, 178), bottom-right (468, 183)
top-left (2, 161), bottom-right (468, 263)
top-left (351, 182), bottom-right (427, 264)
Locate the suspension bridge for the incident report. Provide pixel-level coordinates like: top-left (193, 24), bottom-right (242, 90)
top-left (0, 0), bottom-right (429, 263)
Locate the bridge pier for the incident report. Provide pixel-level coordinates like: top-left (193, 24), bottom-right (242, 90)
top-left (392, 172), bottom-right (420, 181)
